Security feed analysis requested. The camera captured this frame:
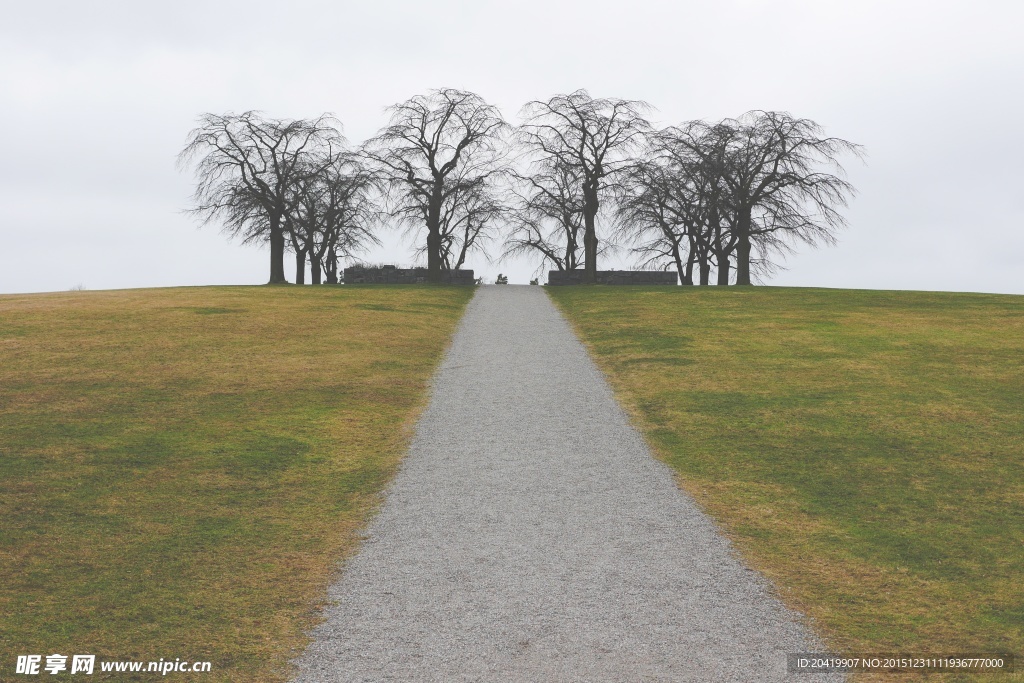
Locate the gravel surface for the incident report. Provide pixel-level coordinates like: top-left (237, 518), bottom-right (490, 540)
top-left (292, 285), bottom-right (840, 682)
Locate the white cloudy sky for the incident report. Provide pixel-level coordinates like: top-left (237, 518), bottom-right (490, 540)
top-left (1, 0), bottom-right (1021, 292)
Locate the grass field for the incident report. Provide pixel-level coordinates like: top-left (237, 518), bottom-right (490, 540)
top-left (0, 285), bottom-right (473, 681)
top-left (549, 286), bottom-right (1023, 680)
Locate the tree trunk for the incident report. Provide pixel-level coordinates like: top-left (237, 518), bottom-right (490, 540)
top-left (426, 188), bottom-right (443, 283)
top-left (735, 211), bottom-right (752, 285)
top-left (269, 218), bottom-right (287, 284)
top-left (294, 248), bottom-right (306, 285)
top-left (582, 187), bottom-right (598, 284)
top-left (310, 254), bottom-right (322, 285)
top-left (717, 256), bottom-right (731, 285)
top-left (564, 236), bottom-right (578, 270)
top-left (671, 241), bottom-right (687, 286)
top-left (426, 227), bottom-right (442, 283)
top-left (325, 246), bottom-right (338, 284)
top-left (682, 238), bottom-right (697, 286)
top-left (735, 234), bottom-right (752, 285)
top-left (583, 225), bottom-right (597, 284)
top-left (699, 256), bottom-right (711, 285)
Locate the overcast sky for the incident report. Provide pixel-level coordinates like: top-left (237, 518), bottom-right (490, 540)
top-left (2, 0), bottom-right (1021, 293)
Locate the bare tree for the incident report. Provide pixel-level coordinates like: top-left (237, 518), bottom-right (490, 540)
top-left (502, 162), bottom-right (586, 273)
top-left (289, 152), bottom-right (380, 284)
top-left (364, 89), bottom-right (508, 283)
top-left (615, 158), bottom-right (694, 284)
top-left (434, 170), bottom-right (506, 270)
top-left (616, 123), bottom-right (732, 285)
top-left (322, 161), bottom-right (380, 285)
top-left (729, 111), bottom-right (861, 284)
top-left (671, 112), bottom-right (862, 285)
top-left (667, 121), bottom-right (740, 285)
top-left (619, 115), bottom-right (860, 286)
top-left (178, 111), bottom-right (342, 283)
top-left (517, 90), bottom-right (652, 283)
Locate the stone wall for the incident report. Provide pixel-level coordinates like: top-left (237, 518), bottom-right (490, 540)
top-left (547, 270), bottom-right (678, 286)
top-left (343, 265), bottom-right (475, 285)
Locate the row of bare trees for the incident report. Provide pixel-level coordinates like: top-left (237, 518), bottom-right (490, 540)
top-left (616, 115), bottom-right (861, 285)
top-left (178, 113), bottom-right (378, 284)
top-left (179, 89), bottom-right (861, 285)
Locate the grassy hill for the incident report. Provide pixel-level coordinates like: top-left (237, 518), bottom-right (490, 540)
top-left (550, 286), bottom-right (1023, 680)
top-left (4, 283), bottom-right (1020, 680)
top-left (0, 285), bottom-right (473, 681)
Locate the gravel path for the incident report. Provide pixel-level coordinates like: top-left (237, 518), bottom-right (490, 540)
top-left (292, 285), bottom-right (838, 682)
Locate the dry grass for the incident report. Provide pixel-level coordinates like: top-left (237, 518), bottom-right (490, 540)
top-left (549, 286), bottom-right (1023, 681)
top-left (0, 285), bottom-right (473, 681)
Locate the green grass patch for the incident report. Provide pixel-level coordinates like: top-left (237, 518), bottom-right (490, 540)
top-left (549, 286), bottom-right (1023, 680)
top-left (0, 284), bottom-right (473, 681)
